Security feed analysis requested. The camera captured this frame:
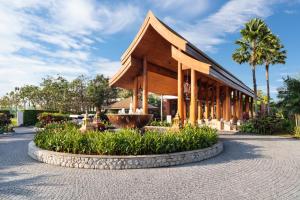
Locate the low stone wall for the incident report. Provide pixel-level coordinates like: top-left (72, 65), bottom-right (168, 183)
top-left (28, 141), bottom-right (223, 170)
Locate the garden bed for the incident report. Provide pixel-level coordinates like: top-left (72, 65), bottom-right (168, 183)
top-left (29, 123), bottom-right (222, 169)
top-left (28, 140), bottom-right (223, 170)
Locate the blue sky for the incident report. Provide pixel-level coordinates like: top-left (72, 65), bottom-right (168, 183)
top-left (0, 0), bottom-right (299, 100)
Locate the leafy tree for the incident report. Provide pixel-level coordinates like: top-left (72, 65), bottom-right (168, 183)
top-left (87, 75), bottom-right (117, 113)
top-left (40, 76), bottom-right (70, 112)
top-left (277, 76), bottom-right (300, 117)
top-left (117, 88), bottom-right (132, 99)
top-left (69, 75), bottom-right (89, 113)
top-left (232, 18), bottom-right (271, 115)
top-left (260, 34), bottom-right (287, 114)
top-left (19, 85), bottom-right (41, 109)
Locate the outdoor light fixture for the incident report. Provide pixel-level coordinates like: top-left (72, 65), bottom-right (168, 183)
top-left (138, 83), bottom-right (143, 101)
top-left (184, 71), bottom-right (191, 100)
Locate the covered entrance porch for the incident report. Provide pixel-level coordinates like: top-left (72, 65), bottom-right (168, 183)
top-left (109, 11), bottom-right (254, 130)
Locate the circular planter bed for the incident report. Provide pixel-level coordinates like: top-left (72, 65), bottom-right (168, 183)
top-left (28, 141), bottom-right (223, 170)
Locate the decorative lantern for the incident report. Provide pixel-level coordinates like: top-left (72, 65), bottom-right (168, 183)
top-left (138, 84), bottom-right (143, 101)
top-left (184, 80), bottom-right (191, 100)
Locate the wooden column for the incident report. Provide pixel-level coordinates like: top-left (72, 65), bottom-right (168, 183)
top-left (198, 80), bottom-right (203, 121)
top-left (142, 57), bottom-right (148, 114)
top-left (233, 90), bottom-right (237, 120)
top-left (240, 93), bottom-right (244, 120)
top-left (205, 83), bottom-right (209, 119)
top-left (190, 69), bottom-right (197, 125)
top-left (216, 83), bottom-right (221, 120)
top-left (132, 76), bottom-right (138, 112)
top-left (225, 86), bottom-right (231, 121)
top-left (177, 62), bottom-right (184, 123)
top-left (236, 91), bottom-right (241, 120)
top-left (211, 87), bottom-right (215, 119)
top-left (245, 95), bottom-right (249, 116)
top-left (250, 97), bottom-right (254, 118)
top-left (222, 87), bottom-right (226, 119)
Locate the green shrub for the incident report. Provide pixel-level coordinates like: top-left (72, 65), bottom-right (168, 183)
top-left (23, 110), bottom-right (41, 126)
top-left (37, 112), bottom-right (70, 127)
top-left (34, 124), bottom-right (218, 155)
top-left (0, 110), bottom-right (13, 118)
top-left (240, 121), bottom-right (255, 133)
top-left (23, 110), bottom-right (58, 126)
top-left (149, 120), bottom-right (171, 127)
top-left (294, 126), bottom-right (300, 139)
top-left (239, 115), bottom-right (294, 134)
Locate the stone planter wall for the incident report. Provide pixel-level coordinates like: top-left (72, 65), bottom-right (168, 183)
top-left (28, 141), bottom-right (223, 170)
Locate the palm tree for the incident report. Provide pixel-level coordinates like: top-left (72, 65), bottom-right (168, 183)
top-left (260, 34), bottom-right (287, 114)
top-left (232, 18), bottom-right (271, 116)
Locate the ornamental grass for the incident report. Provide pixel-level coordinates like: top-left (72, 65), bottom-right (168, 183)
top-left (34, 123), bottom-right (218, 155)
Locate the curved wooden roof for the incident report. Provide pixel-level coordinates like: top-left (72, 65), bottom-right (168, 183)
top-left (109, 11), bottom-right (254, 97)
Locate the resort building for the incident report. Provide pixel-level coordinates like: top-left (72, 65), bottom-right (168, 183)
top-left (109, 11), bottom-right (254, 130)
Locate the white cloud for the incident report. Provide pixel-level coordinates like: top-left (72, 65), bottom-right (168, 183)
top-left (152, 0), bottom-right (210, 18)
top-left (177, 0), bottom-right (282, 52)
top-left (0, 0), bottom-right (140, 95)
top-left (93, 58), bottom-right (121, 78)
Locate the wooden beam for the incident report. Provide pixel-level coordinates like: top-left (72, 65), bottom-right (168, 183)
top-left (171, 46), bottom-right (211, 74)
top-left (142, 57), bottom-right (148, 114)
top-left (177, 62), bottom-right (184, 123)
top-left (216, 83), bottom-right (221, 120)
top-left (132, 76), bottom-right (138, 112)
top-left (147, 62), bottom-right (177, 79)
top-left (190, 69), bottom-right (197, 125)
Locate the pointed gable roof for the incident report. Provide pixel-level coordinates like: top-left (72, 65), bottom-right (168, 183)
top-left (110, 11), bottom-right (254, 97)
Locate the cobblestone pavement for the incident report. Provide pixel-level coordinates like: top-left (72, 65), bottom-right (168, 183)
top-left (1, 128), bottom-right (300, 200)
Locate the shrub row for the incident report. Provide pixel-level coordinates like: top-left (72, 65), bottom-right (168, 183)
top-left (37, 112), bottom-right (70, 127)
top-left (34, 123), bottom-right (218, 155)
top-left (148, 120), bottom-right (171, 127)
top-left (23, 110), bottom-right (59, 126)
top-left (240, 115), bottom-right (294, 134)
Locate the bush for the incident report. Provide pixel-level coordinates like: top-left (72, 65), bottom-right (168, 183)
top-left (239, 115), bottom-right (294, 134)
top-left (0, 110), bottom-right (13, 118)
top-left (23, 110), bottom-right (41, 126)
top-left (34, 124), bottom-right (218, 155)
top-left (149, 120), bottom-right (171, 127)
top-left (37, 112), bottom-right (70, 127)
top-left (23, 110), bottom-right (58, 126)
top-left (0, 113), bottom-right (12, 134)
top-left (240, 121), bottom-right (255, 133)
top-left (294, 126), bottom-right (300, 139)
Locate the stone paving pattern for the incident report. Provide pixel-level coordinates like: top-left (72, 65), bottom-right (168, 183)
top-left (1, 127), bottom-right (300, 199)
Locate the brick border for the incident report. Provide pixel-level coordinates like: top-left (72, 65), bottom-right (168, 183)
top-left (28, 141), bottom-right (223, 170)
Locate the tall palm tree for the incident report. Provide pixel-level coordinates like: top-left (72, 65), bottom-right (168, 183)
top-left (232, 18), bottom-right (271, 116)
top-left (260, 34), bottom-right (287, 114)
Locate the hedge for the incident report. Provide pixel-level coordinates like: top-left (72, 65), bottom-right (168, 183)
top-left (37, 112), bottom-right (70, 127)
top-left (0, 110), bottom-right (12, 118)
top-left (23, 110), bottom-right (58, 126)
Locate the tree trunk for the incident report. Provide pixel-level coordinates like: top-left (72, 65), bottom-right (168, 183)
top-left (265, 64), bottom-right (270, 115)
top-left (252, 65), bottom-right (258, 116)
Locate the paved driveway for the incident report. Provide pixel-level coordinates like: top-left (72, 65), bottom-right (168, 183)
top-left (1, 128), bottom-right (300, 200)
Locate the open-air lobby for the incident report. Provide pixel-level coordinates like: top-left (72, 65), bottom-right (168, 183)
top-left (110, 11), bottom-right (254, 131)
